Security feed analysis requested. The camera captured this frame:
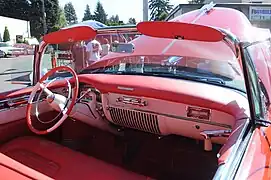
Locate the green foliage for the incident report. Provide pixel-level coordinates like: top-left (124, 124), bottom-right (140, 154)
top-left (45, 0), bottom-right (60, 33)
top-left (29, 0), bottom-right (44, 39)
top-left (158, 11), bottom-right (168, 21)
top-left (189, 0), bottom-right (205, 4)
top-left (82, 4), bottom-right (92, 21)
top-left (109, 15), bottom-right (120, 23)
top-left (2, 0), bottom-right (133, 39)
top-left (0, 0), bottom-right (30, 21)
top-left (57, 7), bottom-right (67, 28)
top-left (23, 38), bottom-right (29, 44)
top-left (128, 18), bottom-right (137, 24)
top-left (3, 26), bottom-right (10, 42)
top-left (106, 21), bottom-right (125, 26)
top-left (93, 1), bottom-right (107, 24)
top-left (106, 15), bottom-right (122, 26)
top-left (149, 0), bottom-right (173, 21)
top-left (64, 2), bottom-right (78, 25)
top-left (29, 0), bottom-right (61, 37)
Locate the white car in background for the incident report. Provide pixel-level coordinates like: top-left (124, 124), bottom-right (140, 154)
top-left (0, 50), bottom-right (4, 58)
top-left (0, 42), bottom-right (25, 57)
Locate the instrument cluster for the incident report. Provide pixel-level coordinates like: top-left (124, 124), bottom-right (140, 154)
top-left (78, 84), bottom-right (102, 103)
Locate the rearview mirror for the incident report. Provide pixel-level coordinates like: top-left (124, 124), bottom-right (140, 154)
top-left (111, 42), bottom-right (135, 53)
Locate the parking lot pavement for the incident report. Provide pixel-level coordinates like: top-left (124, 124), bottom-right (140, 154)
top-left (0, 55), bottom-right (51, 93)
top-left (0, 55), bottom-right (33, 73)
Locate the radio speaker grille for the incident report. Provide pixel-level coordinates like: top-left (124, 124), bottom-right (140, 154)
top-left (109, 107), bottom-right (160, 134)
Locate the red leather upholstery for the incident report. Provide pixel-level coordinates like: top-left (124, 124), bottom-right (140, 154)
top-left (0, 136), bottom-right (148, 180)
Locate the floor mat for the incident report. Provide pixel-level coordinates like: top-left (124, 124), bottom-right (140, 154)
top-left (60, 122), bottom-right (220, 180)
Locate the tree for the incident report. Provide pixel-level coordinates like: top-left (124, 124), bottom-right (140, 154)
top-left (0, 0), bottom-right (30, 21)
top-left (82, 4), bottom-right (92, 21)
top-left (93, 1), bottom-right (107, 24)
top-left (3, 26), bottom-right (10, 42)
top-left (29, 0), bottom-right (44, 39)
top-left (128, 18), bottom-right (137, 24)
top-left (58, 7), bottom-right (67, 28)
top-left (149, 0), bottom-right (173, 21)
top-left (106, 15), bottom-right (125, 26)
top-left (107, 15), bottom-right (119, 25)
top-left (109, 15), bottom-right (120, 23)
top-left (45, 0), bottom-right (60, 33)
top-left (158, 11), bottom-right (168, 21)
top-left (64, 2), bottom-right (78, 25)
top-left (51, 7), bottom-right (67, 32)
top-left (189, 0), bottom-right (205, 4)
top-left (29, 0), bottom-right (63, 38)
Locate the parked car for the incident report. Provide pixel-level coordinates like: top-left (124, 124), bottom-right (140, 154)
top-left (0, 42), bottom-right (25, 57)
top-left (13, 43), bottom-right (35, 55)
top-left (0, 50), bottom-right (4, 58)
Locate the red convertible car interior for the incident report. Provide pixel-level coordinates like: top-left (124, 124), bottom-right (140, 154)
top-left (1, 4), bottom-right (271, 180)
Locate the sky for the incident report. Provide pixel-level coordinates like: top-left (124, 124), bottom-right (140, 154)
top-left (0, 0), bottom-right (188, 41)
top-left (59, 0), bottom-right (188, 23)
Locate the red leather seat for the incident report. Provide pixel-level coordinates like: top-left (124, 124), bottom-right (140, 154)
top-left (0, 136), bottom-right (148, 180)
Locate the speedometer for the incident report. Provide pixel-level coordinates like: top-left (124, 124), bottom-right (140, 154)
top-left (79, 84), bottom-right (102, 103)
top-left (80, 89), bottom-right (93, 102)
top-left (62, 88), bottom-right (69, 97)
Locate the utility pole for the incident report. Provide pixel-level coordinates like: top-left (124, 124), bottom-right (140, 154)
top-left (41, 0), bottom-right (47, 35)
top-left (143, 0), bottom-right (148, 21)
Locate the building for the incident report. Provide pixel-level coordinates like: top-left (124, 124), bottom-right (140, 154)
top-left (143, 0), bottom-right (149, 21)
top-left (0, 16), bottom-right (30, 43)
top-left (166, 3), bottom-right (271, 30)
top-left (0, 3), bottom-right (30, 43)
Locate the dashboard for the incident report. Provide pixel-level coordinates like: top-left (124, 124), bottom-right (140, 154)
top-left (0, 74), bottom-right (249, 146)
top-left (74, 84), bottom-right (238, 145)
top-left (59, 73), bottom-right (250, 145)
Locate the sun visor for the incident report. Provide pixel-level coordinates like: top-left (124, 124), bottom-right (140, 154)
top-left (137, 21), bottom-right (224, 42)
top-left (43, 26), bottom-right (97, 44)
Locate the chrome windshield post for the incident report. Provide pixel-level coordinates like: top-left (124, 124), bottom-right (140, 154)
top-left (217, 28), bottom-right (241, 58)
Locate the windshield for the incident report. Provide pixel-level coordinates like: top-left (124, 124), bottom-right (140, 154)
top-left (82, 55), bottom-right (245, 92)
top-left (40, 33), bottom-right (139, 78)
top-left (40, 32), bottom-right (245, 93)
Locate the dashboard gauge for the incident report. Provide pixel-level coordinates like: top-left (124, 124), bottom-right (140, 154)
top-left (62, 88), bottom-right (69, 97)
top-left (79, 84), bottom-right (101, 103)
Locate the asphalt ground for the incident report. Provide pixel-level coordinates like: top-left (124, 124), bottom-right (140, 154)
top-left (0, 54), bottom-right (51, 93)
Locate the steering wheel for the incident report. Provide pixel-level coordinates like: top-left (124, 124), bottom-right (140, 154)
top-left (26, 66), bottom-right (79, 135)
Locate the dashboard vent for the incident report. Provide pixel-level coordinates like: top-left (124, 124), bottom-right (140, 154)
top-left (109, 107), bottom-right (160, 134)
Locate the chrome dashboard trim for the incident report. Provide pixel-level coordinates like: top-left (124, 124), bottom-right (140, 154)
top-left (0, 87), bottom-right (65, 112)
top-left (7, 95), bottom-right (30, 107)
top-left (129, 107), bottom-right (231, 129)
top-left (117, 86), bottom-right (134, 91)
top-left (0, 100), bottom-right (42, 113)
top-left (116, 96), bottom-right (147, 107)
